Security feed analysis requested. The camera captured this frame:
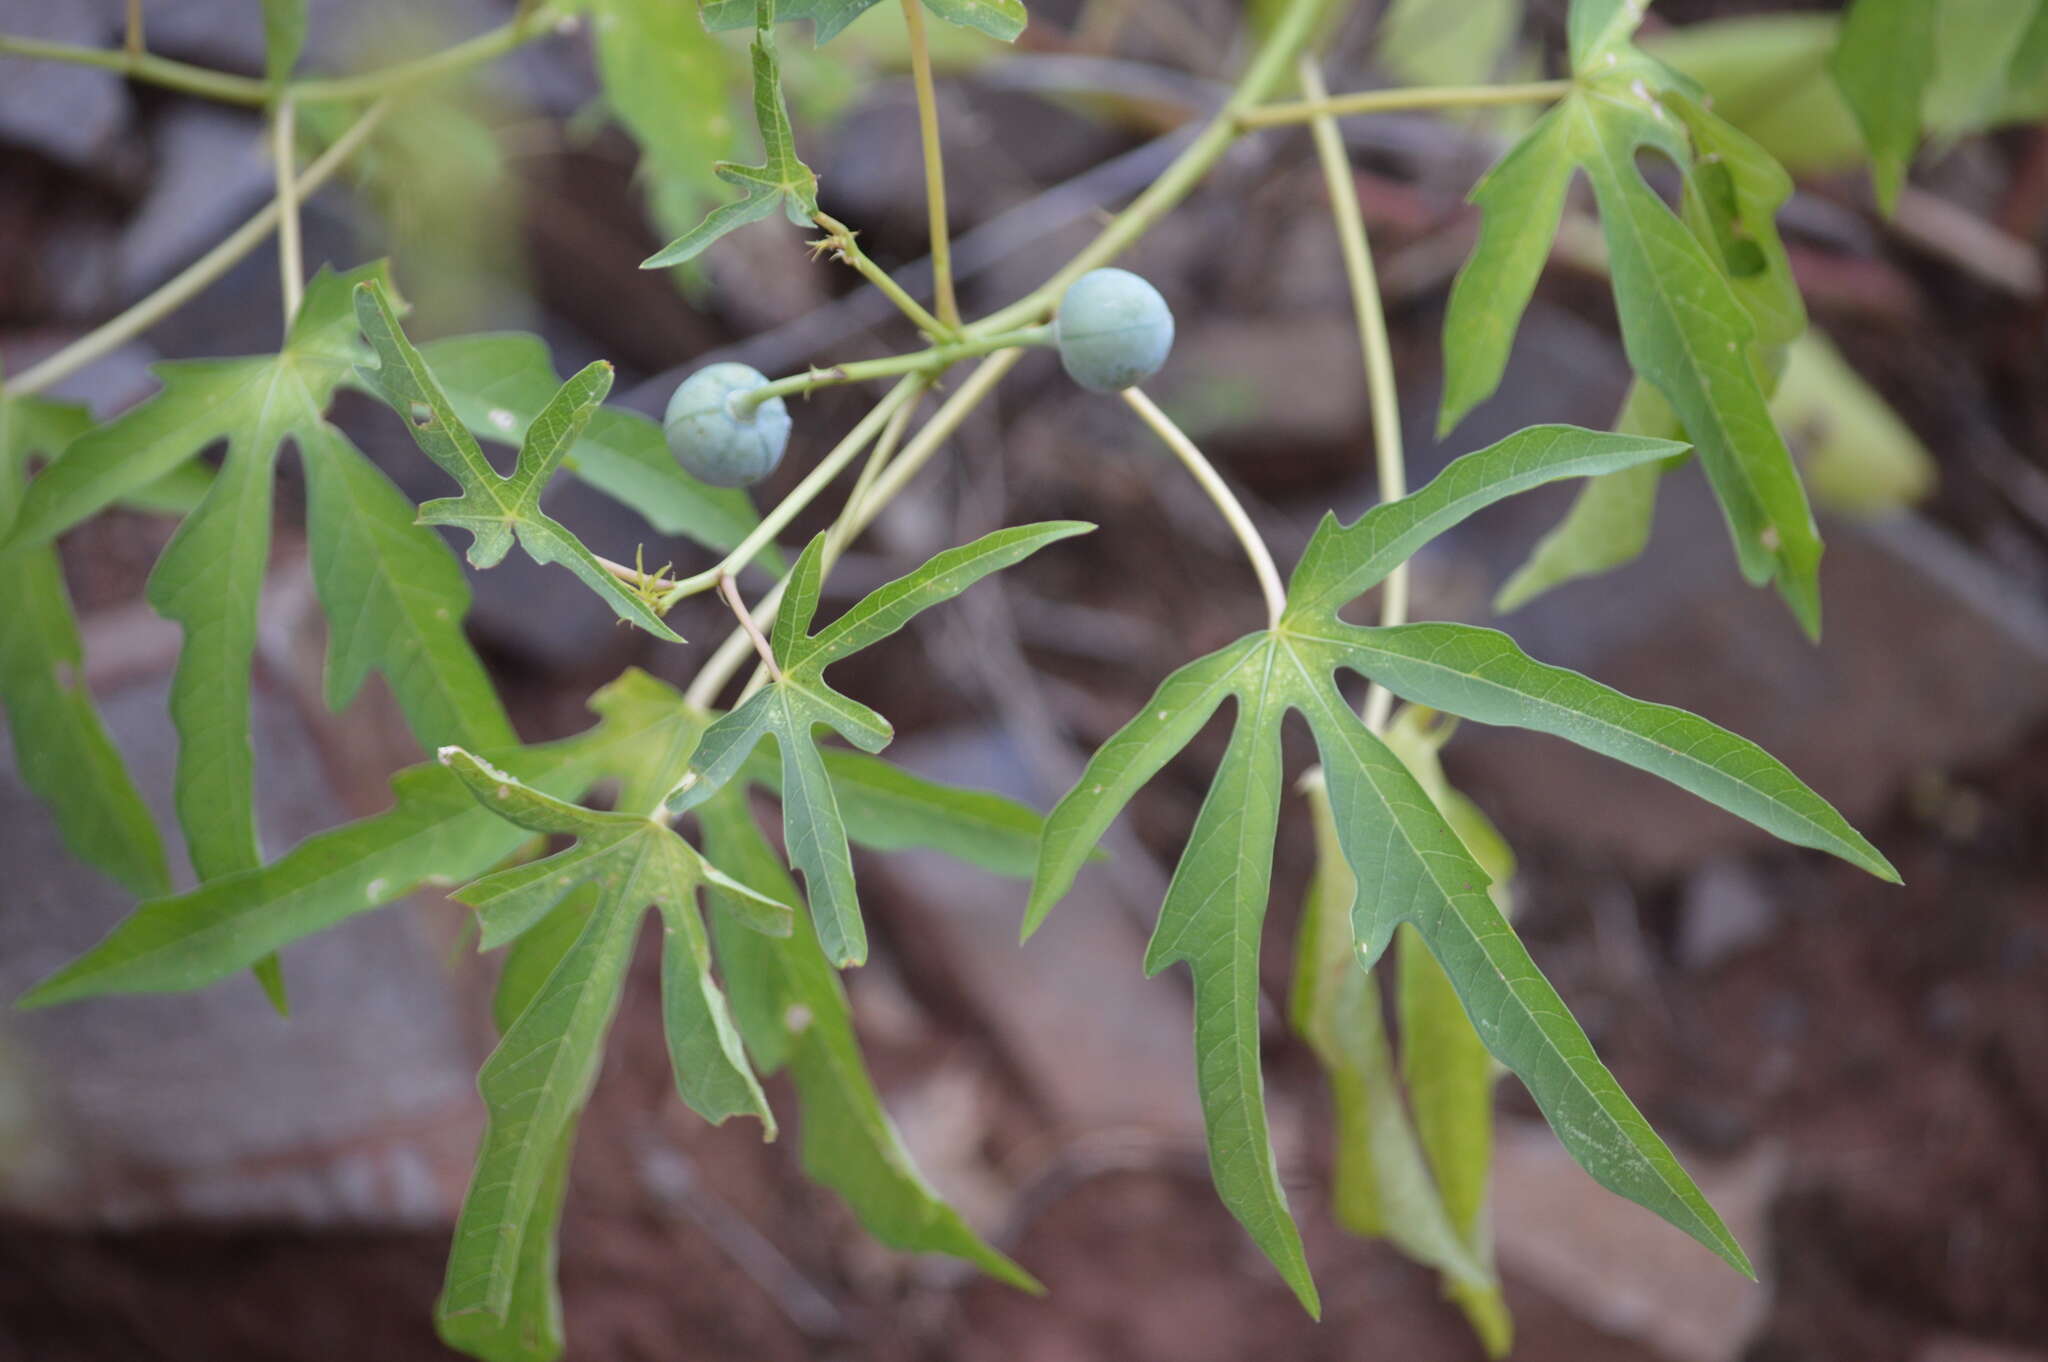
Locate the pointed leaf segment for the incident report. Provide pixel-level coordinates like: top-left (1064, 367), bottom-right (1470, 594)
top-left (640, 0), bottom-right (823, 268)
top-left (1441, 1), bottom-right (1824, 634)
top-left (0, 264), bottom-right (507, 910)
top-left (1029, 424), bottom-right (1898, 1312)
top-left (432, 739), bottom-right (794, 1335)
top-left (352, 280), bottom-right (682, 641)
top-left (673, 520), bottom-right (1091, 966)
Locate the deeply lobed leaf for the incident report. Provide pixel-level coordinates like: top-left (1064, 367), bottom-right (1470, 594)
top-left (1030, 435), bottom-right (1897, 1307)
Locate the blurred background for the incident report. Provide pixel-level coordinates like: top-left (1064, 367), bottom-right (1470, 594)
top-left (2, 0), bottom-right (2046, 1358)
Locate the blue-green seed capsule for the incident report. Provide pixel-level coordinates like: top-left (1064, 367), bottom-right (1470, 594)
top-left (664, 362), bottom-right (792, 488)
top-left (1054, 267), bottom-right (1176, 394)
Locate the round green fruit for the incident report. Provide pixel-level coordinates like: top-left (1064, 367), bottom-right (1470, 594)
top-left (663, 362), bottom-right (792, 488)
top-left (1054, 267), bottom-right (1176, 394)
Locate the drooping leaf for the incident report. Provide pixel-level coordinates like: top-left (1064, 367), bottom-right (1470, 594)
top-left (443, 889), bottom-right (599, 1362)
top-left (0, 397), bottom-right (170, 898)
top-left (1031, 427), bottom-right (1897, 1309)
top-left (703, 0), bottom-right (1028, 45)
top-left (352, 280), bottom-right (682, 641)
top-left (1828, 0), bottom-right (1936, 213)
top-left (9, 262), bottom-right (479, 901)
top-left (18, 670), bottom-right (695, 1008)
top-left (434, 746), bottom-right (791, 1337)
top-left (3, 264), bottom-right (501, 911)
top-left (639, 24), bottom-right (821, 268)
top-left (673, 521), bottom-right (1090, 967)
top-left (420, 332), bottom-right (766, 560)
top-left (1439, 35), bottom-right (1825, 634)
top-left (697, 785), bottom-right (1039, 1289)
top-left (1385, 707), bottom-right (1515, 1356)
top-left (1289, 766), bottom-right (1505, 1354)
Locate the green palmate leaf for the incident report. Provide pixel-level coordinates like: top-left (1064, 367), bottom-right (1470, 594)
top-left (639, 25), bottom-right (821, 269)
top-left (259, 0), bottom-right (308, 86)
top-left (0, 397), bottom-right (170, 898)
top-left (18, 670), bottom-right (693, 1009)
top-left (1493, 93), bottom-right (1807, 615)
top-left (435, 746), bottom-right (792, 1339)
top-left (1435, 113), bottom-right (1573, 438)
top-left (697, 785), bottom-right (1040, 1289)
top-left (1440, 38), bottom-right (1825, 634)
top-left (703, 0), bottom-right (1027, 45)
top-left (741, 744), bottom-right (1047, 878)
top-left (672, 521), bottom-right (1090, 967)
top-left (585, 0), bottom-right (739, 243)
top-left (1289, 772), bottom-right (1500, 1327)
top-left (420, 332), bottom-right (766, 561)
top-left (1317, 621), bottom-right (1900, 882)
top-left (2, 264), bottom-right (503, 907)
top-left (444, 889), bottom-right (599, 1362)
top-left (352, 281), bottom-right (681, 641)
top-left (1032, 430), bottom-right (1897, 1309)
top-left (1828, 0), bottom-right (1936, 213)
top-left (1286, 424), bottom-right (1690, 621)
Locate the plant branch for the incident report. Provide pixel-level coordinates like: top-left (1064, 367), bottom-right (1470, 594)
top-left (900, 0), bottom-right (960, 331)
top-left (732, 326), bottom-right (1052, 415)
top-left (271, 98), bottom-right (304, 328)
top-left (5, 98), bottom-right (391, 399)
top-left (1300, 57), bottom-right (1407, 731)
top-left (719, 573), bottom-right (783, 683)
top-left (0, 7), bottom-right (559, 108)
top-left (0, 31), bottom-right (271, 103)
top-left (813, 213), bottom-right (951, 339)
top-left (123, 0), bottom-right (144, 59)
top-left (971, 0), bottom-right (1337, 335)
top-left (1237, 78), bottom-right (1573, 129)
top-left (1122, 387), bottom-right (1286, 628)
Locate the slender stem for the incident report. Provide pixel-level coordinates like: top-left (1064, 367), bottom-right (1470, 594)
top-left (899, 0), bottom-right (959, 331)
top-left (0, 31), bottom-right (270, 103)
top-left (1300, 58), bottom-right (1408, 732)
top-left (659, 378), bottom-right (924, 608)
top-left (683, 352), bottom-right (1018, 710)
top-left (970, 0), bottom-right (1336, 336)
top-left (719, 574), bottom-right (783, 683)
top-left (1122, 387), bottom-right (1286, 628)
top-left (1237, 78), bottom-right (1573, 130)
top-left (0, 9), bottom-right (558, 108)
top-left (5, 99), bottom-right (390, 399)
top-left (733, 326), bottom-right (1051, 415)
top-left (271, 98), bottom-right (304, 328)
top-left (827, 382), bottom-right (924, 560)
top-left (123, 0), bottom-right (144, 58)
top-left (813, 212), bottom-right (951, 339)
top-left (728, 384), bottom-right (927, 705)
